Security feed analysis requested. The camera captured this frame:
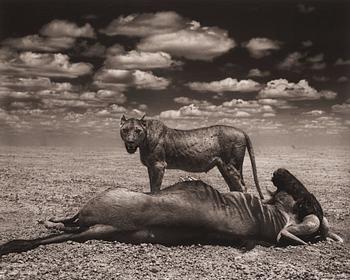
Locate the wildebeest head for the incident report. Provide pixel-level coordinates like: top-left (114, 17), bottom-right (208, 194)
top-left (272, 191), bottom-right (296, 213)
top-left (120, 115), bottom-right (147, 154)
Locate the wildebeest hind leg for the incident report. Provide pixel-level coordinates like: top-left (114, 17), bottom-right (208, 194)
top-left (0, 225), bottom-right (118, 256)
top-left (49, 213), bottom-right (79, 225)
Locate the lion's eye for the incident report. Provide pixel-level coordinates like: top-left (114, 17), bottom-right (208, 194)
top-left (135, 128), bottom-right (142, 134)
top-left (122, 128), bottom-right (128, 133)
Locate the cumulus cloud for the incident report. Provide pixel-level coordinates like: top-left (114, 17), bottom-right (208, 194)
top-left (258, 79), bottom-right (338, 101)
top-left (332, 103), bottom-right (350, 115)
top-left (334, 58), bottom-right (350, 66)
top-left (243, 38), bottom-right (282, 59)
top-left (132, 70), bottom-right (170, 90)
top-left (303, 110), bottom-right (325, 116)
top-left (81, 42), bottom-right (106, 57)
top-left (247, 68), bottom-right (271, 78)
top-left (297, 4), bottom-right (315, 14)
top-left (1, 35), bottom-right (75, 52)
top-left (96, 90), bottom-right (127, 103)
top-left (0, 52), bottom-right (93, 78)
top-left (0, 76), bottom-right (73, 92)
top-left (160, 98), bottom-right (276, 120)
top-left (105, 50), bottom-right (179, 69)
top-left (94, 68), bottom-right (170, 90)
top-left (278, 52), bottom-right (304, 71)
top-left (103, 11), bottom-right (234, 61)
top-left (306, 53), bottom-right (324, 63)
top-left (302, 40), bottom-right (313, 48)
top-left (41, 99), bottom-right (100, 109)
top-left (40, 20), bottom-right (95, 38)
top-left (174, 97), bottom-right (212, 106)
top-left (310, 62), bottom-right (326, 70)
top-left (101, 11), bottom-right (186, 37)
top-left (312, 75), bottom-right (329, 82)
top-left (137, 26), bottom-right (235, 61)
top-left (187, 78), bottom-right (261, 93)
top-left (337, 76), bottom-right (349, 83)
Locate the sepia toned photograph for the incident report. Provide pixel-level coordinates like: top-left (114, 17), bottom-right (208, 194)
top-left (0, 0), bottom-right (349, 279)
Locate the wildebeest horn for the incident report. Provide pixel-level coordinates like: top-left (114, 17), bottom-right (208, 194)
top-left (140, 114), bottom-right (146, 121)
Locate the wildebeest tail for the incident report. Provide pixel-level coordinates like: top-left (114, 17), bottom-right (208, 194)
top-left (244, 132), bottom-right (264, 199)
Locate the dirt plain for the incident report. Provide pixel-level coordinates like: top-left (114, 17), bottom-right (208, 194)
top-left (0, 144), bottom-right (349, 279)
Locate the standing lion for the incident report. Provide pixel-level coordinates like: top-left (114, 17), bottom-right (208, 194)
top-left (120, 115), bottom-right (264, 199)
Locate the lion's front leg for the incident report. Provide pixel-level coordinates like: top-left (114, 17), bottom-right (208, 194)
top-left (148, 161), bottom-right (166, 193)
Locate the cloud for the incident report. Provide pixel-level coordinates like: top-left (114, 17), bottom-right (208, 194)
top-left (132, 70), bottom-right (170, 90)
top-left (297, 4), bottom-right (315, 14)
top-left (0, 108), bottom-right (19, 122)
top-left (332, 103), bottom-right (350, 115)
top-left (312, 75), bottom-right (329, 82)
top-left (301, 40), bottom-right (313, 48)
top-left (337, 76), bottom-right (349, 83)
top-left (334, 58), bottom-right (350, 66)
top-left (243, 38), bottom-right (282, 58)
top-left (101, 11), bottom-right (186, 37)
top-left (306, 53), bottom-right (324, 63)
top-left (0, 76), bottom-right (73, 92)
top-left (247, 68), bottom-right (271, 78)
top-left (319, 90), bottom-right (337, 100)
top-left (258, 79), bottom-right (337, 101)
top-left (303, 110), bottom-right (325, 116)
top-left (187, 78), bottom-right (261, 93)
top-left (94, 68), bottom-right (170, 90)
top-left (105, 50), bottom-right (179, 69)
top-left (278, 52), bottom-right (304, 71)
top-left (159, 100), bottom-right (273, 120)
top-left (0, 52), bottom-right (93, 78)
top-left (81, 42), bottom-right (106, 57)
top-left (137, 26), bottom-right (235, 61)
top-left (40, 20), bottom-right (95, 38)
top-left (257, 98), bottom-right (291, 109)
top-left (41, 99), bottom-right (98, 109)
top-left (1, 35), bottom-right (75, 52)
top-left (174, 97), bottom-right (212, 106)
top-left (102, 11), bottom-right (235, 61)
top-left (310, 62), bottom-right (326, 70)
top-left (96, 90), bottom-right (127, 103)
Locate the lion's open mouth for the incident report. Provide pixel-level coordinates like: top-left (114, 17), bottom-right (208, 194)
top-left (125, 142), bottom-right (138, 154)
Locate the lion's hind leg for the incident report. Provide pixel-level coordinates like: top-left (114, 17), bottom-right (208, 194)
top-left (320, 217), bottom-right (343, 243)
top-left (277, 214), bottom-right (321, 245)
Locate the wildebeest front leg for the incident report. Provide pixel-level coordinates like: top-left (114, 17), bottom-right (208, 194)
top-left (148, 162), bottom-right (166, 193)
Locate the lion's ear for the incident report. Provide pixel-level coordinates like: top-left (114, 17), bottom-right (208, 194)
top-left (139, 114), bottom-right (147, 127)
top-left (120, 115), bottom-right (127, 126)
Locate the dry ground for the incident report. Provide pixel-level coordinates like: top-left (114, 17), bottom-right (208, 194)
top-left (0, 144), bottom-right (349, 279)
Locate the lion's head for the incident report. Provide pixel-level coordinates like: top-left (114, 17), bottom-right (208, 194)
top-left (271, 168), bottom-right (309, 198)
top-left (120, 115), bottom-right (147, 154)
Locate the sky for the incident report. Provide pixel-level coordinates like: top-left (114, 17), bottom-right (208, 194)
top-left (0, 0), bottom-right (349, 146)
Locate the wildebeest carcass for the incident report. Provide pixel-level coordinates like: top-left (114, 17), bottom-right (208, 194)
top-left (0, 177), bottom-right (342, 256)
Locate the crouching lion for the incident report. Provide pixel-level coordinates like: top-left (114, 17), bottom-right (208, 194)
top-left (119, 115), bottom-right (264, 199)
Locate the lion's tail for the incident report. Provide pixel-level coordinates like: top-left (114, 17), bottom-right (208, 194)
top-left (244, 132), bottom-right (264, 200)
